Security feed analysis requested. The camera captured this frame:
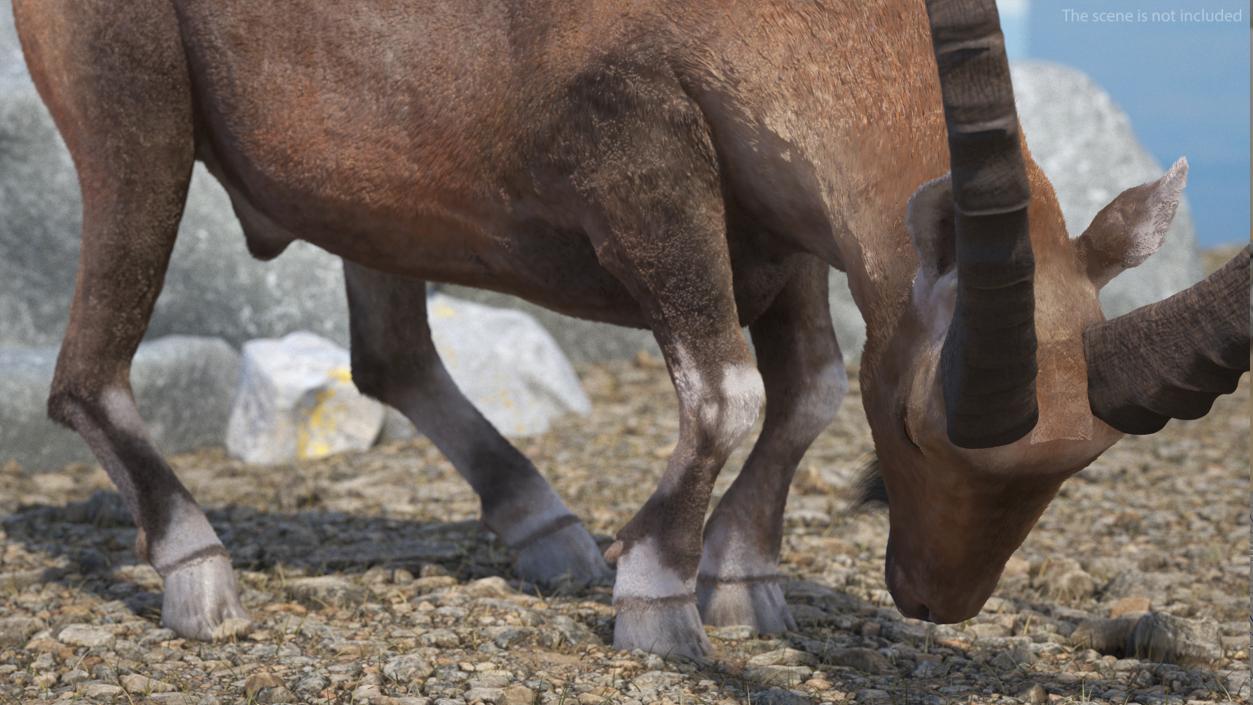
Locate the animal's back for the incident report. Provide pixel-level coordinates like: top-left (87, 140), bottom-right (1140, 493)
top-left (19, 0), bottom-right (947, 324)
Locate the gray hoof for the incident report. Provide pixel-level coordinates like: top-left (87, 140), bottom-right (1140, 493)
top-left (161, 554), bottom-right (250, 640)
top-left (613, 598), bottom-right (712, 659)
top-left (697, 575), bottom-right (796, 634)
top-left (513, 520), bottom-right (612, 589)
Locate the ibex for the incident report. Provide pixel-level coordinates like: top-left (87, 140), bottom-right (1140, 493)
top-left (13, 0), bottom-right (1247, 658)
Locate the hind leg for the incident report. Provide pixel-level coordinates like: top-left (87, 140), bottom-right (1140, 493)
top-left (344, 262), bottom-right (610, 586)
top-left (698, 259), bottom-right (845, 633)
top-left (17, 0), bottom-right (247, 638)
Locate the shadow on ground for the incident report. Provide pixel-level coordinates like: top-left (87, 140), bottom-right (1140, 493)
top-left (2, 491), bottom-right (1233, 704)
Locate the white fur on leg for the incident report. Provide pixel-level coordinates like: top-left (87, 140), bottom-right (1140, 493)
top-left (670, 347), bottom-right (764, 455)
top-left (161, 554), bottom-right (250, 641)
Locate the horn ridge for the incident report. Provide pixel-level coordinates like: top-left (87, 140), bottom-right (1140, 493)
top-left (925, 0), bottom-right (1038, 448)
top-left (1085, 246), bottom-right (1250, 435)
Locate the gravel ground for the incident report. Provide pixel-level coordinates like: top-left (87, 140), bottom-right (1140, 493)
top-left (0, 348), bottom-right (1246, 705)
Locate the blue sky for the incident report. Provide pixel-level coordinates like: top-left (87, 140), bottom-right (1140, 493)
top-left (1000, 0), bottom-right (1249, 247)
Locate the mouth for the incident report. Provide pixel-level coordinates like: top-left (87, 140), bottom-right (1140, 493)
top-left (885, 551), bottom-right (981, 624)
top-left (884, 551), bottom-right (932, 621)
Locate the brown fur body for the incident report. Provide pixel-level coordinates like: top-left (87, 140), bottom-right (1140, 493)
top-left (14, 0), bottom-right (1218, 651)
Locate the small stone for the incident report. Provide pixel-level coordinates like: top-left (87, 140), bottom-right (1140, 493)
top-left (1071, 616), bottom-right (1140, 654)
top-left (120, 674), bottom-right (176, 693)
top-left (747, 648), bottom-right (818, 667)
top-left (745, 665), bottom-right (812, 687)
top-left (384, 654), bottom-right (435, 681)
top-left (33, 671), bottom-right (57, 688)
top-left (295, 674), bottom-right (329, 694)
top-left (970, 622), bottom-right (1010, 639)
top-left (1002, 555), bottom-right (1031, 579)
top-left (464, 577), bottom-right (513, 598)
top-left (419, 629), bottom-right (461, 648)
top-left (1109, 596), bottom-right (1152, 618)
top-left (413, 576), bottom-right (459, 592)
top-left (469, 672), bottom-right (512, 689)
top-left (500, 685), bottom-right (535, 705)
top-left (825, 647), bottom-right (892, 675)
top-left (1052, 569), bottom-right (1097, 600)
top-left (0, 616), bottom-right (42, 646)
top-left (58, 624), bottom-right (115, 648)
top-left (1019, 684), bottom-right (1048, 704)
top-left (83, 683), bottom-right (123, 698)
top-left (286, 575), bottom-right (366, 607)
top-left (245, 672), bottom-right (285, 700)
top-left (465, 687), bottom-right (504, 703)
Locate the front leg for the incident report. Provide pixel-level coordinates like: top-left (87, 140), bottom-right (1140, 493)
top-left (568, 89), bottom-right (765, 659)
top-left (610, 330), bottom-right (763, 658)
top-left (699, 259), bottom-right (846, 633)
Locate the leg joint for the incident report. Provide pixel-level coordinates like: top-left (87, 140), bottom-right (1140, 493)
top-left (685, 363), bottom-right (765, 454)
top-left (778, 359), bottom-right (847, 442)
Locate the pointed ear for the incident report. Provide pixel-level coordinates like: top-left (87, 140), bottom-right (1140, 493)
top-left (1076, 157), bottom-right (1188, 288)
top-left (907, 174), bottom-right (956, 285)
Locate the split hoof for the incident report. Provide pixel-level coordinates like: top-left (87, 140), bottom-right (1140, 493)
top-left (513, 519), bottom-right (612, 590)
top-left (697, 574), bottom-right (796, 633)
top-left (613, 597), bottom-right (712, 660)
top-left (161, 553), bottom-right (250, 641)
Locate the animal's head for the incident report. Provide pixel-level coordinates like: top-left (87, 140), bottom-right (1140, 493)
top-left (864, 0), bottom-right (1249, 624)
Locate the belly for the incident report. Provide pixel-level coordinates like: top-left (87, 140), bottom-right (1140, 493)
top-left (176, 1), bottom-right (805, 329)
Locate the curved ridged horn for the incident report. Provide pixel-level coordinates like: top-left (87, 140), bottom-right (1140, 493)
top-left (924, 0), bottom-right (1038, 448)
top-left (1085, 247), bottom-right (1250, 434)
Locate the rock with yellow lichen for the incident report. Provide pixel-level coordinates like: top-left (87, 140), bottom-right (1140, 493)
top-left (225, 332), bottom-right (385, 464)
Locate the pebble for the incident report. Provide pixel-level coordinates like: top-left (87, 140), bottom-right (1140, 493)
top-left (385, 653), bottom-right (435, 681)
top-left (1109, 596), bottom-right (1153, 618)
top-left (0, 616), bottom-right (42, 646)
top-left (120, 674), bottom-right (176, 693)
top-left (57, 624), bottom-right (115, 648)
top-left (500, 685), bottom-right (536, 705)
top-left (824, 647), bottom-right (893, 675)
top-left (1018, 684), bottom-right (1048, 704)
top-left (748, 648), bottom-right (819, 667)
top-left (82, 683), bottom-right (123, 698)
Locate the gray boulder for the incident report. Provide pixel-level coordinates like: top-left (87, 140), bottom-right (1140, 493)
top-left (0, 336), bottom-right (241, 470)
top-left (226, 332), bottom-right (385, 465)
top-left (439, 286), bottom-right (659, 365)
top-left (425, 293), bottom-right (591, 436)
top-left (0, 0), bottom-right (347, 349)
top-left (1012, 61), bottom-right (1204, 316)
